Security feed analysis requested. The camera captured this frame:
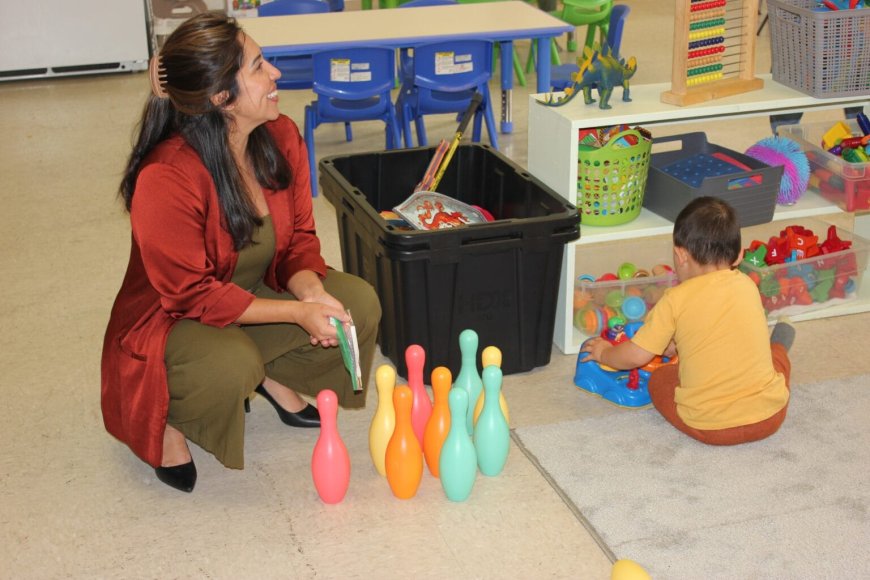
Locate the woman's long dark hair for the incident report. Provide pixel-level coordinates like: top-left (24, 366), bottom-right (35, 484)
top-left (119, 13), bottom-right (291, 250)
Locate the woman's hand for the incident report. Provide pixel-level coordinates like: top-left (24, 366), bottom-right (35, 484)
top-left (295, 300), bottom-right (348, 348)
top-left (287, 270), bottom-right (349, 347)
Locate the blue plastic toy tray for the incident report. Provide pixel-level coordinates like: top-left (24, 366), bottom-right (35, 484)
top-left (660, 153), bottom-right (748, 188)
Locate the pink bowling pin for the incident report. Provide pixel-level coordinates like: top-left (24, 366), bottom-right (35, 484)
top-left (311, 389), bottom-right (350, 504)
top-left (423, 366), bottom-right (452, 477)
top-left (406, 344), bottom-right (432, 446)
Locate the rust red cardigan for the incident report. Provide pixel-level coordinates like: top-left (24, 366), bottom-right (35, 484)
top-left (101, 115), bottom-right (327, 467)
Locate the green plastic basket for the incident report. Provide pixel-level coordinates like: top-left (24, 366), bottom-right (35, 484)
top-left (577, 129), bottom-right (651, 226)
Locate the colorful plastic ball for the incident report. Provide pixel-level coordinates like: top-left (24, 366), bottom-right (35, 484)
top-left (622, 296), bottom-right (647, 321)
top-left (605, 290), bottom-right (625, 309)
top-left (611, 559), bottom-right (652, 580)
top-left (597, 273), bottom-right (619, 282)
top-left (617, 262), bottom-right (638, 280)
top-left (633, 269), bottom-right (650, 278)
top-left (652, 264), bottom-right (674, 277)
top-left (625, 285), bottom-right (644, 298)
top-left (574, 306), bottom-right (605, 335)
top-left (573, 288), bottom-right (592, 309)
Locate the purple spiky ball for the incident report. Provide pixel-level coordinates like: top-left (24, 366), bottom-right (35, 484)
top-left (745, 137), bottom-right (810, 205)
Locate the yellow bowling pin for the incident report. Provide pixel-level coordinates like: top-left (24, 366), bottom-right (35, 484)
top-left (473, 346), bottom-right (510, 426)
top-left (368, 365), bottom-right (396, 477)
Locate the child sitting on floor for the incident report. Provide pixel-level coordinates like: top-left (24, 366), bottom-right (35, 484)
top-left (581, 196), bottom-right (794, 445)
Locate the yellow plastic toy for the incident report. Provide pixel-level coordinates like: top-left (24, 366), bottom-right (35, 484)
top-left (821, 121), bottom-right (852, 150)
top-left (611, 559), bottom-right (652, 580)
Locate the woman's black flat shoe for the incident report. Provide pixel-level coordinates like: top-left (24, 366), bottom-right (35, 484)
top-left (155, 460), bottom-right (197, 493)
top-left (255, 384), bottom-right (320, 428)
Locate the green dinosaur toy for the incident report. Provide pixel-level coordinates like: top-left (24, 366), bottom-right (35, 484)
top-left (540, 44), bottom-right (637, 110)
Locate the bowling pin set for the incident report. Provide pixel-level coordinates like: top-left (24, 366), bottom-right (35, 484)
top-left (371, 328), bottom-right (511, 501)
top-left (310, 328), bottom-right (511, 504)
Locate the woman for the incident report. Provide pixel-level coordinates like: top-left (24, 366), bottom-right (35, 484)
top-left (101, 13), bottom-right (381, 493)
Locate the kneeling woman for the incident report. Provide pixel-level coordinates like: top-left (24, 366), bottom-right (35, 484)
top-left (101, 13), bottom-right (381, 493)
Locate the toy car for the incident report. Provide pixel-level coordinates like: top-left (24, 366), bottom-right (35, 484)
top-left (574, 321), bottom-right (678, 408)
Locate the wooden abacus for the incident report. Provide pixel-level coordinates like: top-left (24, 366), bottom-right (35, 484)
top-left (661, 0), bottom-right (763, 106)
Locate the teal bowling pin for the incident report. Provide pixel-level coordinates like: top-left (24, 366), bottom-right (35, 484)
top-left (454, 329), bottom-right (482, 435)
top-left (473, 365), bottom-right (509, 476)
top-left (439, 388), bottom-right (477, 502)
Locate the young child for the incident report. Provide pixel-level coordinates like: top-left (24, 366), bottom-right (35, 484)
top-left (581, 196), bottom-right (794, 445)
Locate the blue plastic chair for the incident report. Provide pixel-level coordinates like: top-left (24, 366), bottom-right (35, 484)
top-left (258, 0), bottom-right (329, 92)
top-left (395, 39), bottom-right (498, 150)
top-left (550, 3), bottom-right (630, 91)
top-left (257, 0), bottom-right (341, 15)
top-left (397, 0), bottom-right (459, 89)
top-left (259, 0), bottom-right (355, 143)
top-left (304, 47), bottom-right (402, 196)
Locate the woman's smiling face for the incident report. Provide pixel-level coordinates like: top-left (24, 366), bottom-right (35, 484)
top-left (227, 33), bottom-right (282, 134)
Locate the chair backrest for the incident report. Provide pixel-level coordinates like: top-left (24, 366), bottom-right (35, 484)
top-left (606, 3), bottom-right (630, 56)
top-left (399, 0), bottom-right (456, 6)
top-left (410, 39), bottom-right (494, 93)
top-left (558, 0), bottom-right (611, 26)
top-left (258, 0), bottom-right (330, 16)
top-left (311, 46), bottom-right (396, 108)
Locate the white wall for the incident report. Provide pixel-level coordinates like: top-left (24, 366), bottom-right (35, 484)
top-left (0, 0), bottom-right (149, 78)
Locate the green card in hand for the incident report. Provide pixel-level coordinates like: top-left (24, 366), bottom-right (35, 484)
top-left (332, 311), bottom-right (362, 392)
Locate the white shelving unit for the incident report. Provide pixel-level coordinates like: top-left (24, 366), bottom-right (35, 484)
top-left (527, 74), bottom-right (870, 354)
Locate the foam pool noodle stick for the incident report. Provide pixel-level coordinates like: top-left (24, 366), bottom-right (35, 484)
top-left (745, 137), bottom-right (810, 205)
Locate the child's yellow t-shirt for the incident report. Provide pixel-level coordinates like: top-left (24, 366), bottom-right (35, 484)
top-left (631, 269), bottom-right (789, 430)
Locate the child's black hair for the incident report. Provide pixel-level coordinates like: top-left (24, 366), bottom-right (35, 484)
top-left (673, 196), bottom-right (742, 266)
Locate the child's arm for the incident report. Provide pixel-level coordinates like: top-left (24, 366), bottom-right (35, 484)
top-left (581, 337), bottom-right (656, 370)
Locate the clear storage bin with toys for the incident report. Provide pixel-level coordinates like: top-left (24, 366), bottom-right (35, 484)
top-left (572, 236), bottom-right (678, 341)
top-left (738, 217), bottom-right (870, 319)
top-left (778, 117), bottom-right (870, 212)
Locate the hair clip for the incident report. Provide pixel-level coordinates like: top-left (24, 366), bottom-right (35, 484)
top-left (148, 55), bottom-right (169, 99)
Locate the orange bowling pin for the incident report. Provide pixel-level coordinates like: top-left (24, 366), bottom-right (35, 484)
top-left (473, 346), bottom-right (510, 426)
top-left (369, 365), bottom-right (396, 477)
top-left (422, 366), bottom-right (452, 477)
top-left (385, 385), bottom-right (423, 499)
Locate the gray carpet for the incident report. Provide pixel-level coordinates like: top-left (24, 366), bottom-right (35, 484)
top-left (513, 374), bottom-right (870, 580)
